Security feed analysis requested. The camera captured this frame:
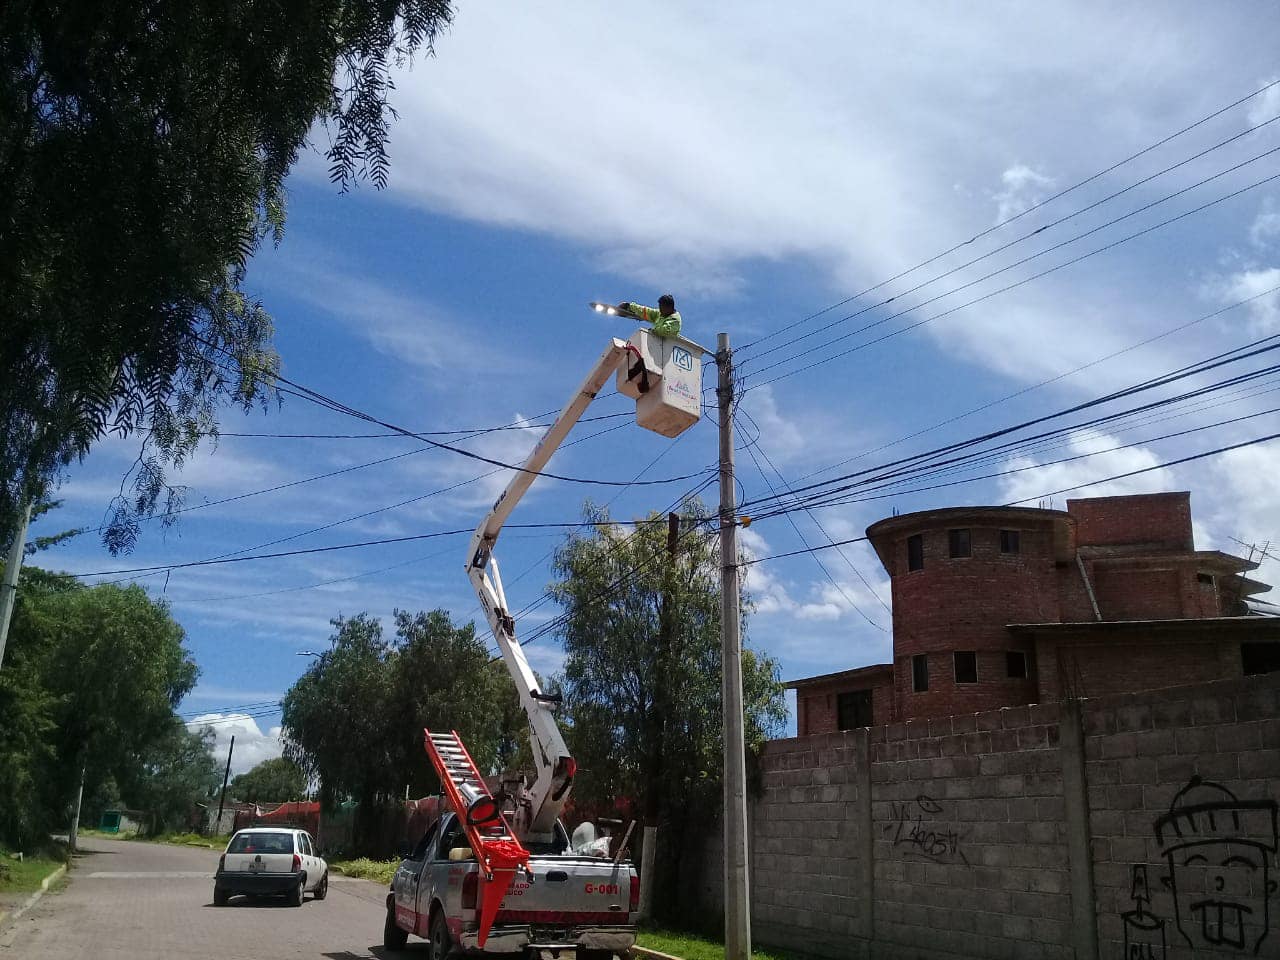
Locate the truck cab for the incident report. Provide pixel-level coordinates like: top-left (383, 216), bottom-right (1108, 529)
top-left (385, 812), bottom-right (637, 958)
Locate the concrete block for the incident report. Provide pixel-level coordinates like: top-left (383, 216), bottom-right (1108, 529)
top-left (1239, 748), bottom-right (1280, 779)
top-left (1150, 698), bottom-right (1191, 729)
top-left (1189, 695), bottom-right (1236, 726)
top-left (1117, 756), bottom-right (1158, 785)
top-left (1098, 732), bottom-right (1138, 759)
top-left (1132, 728), bottom-right (1176, 757)
top-left (1113, 704), bottom-right (1151, 733)
top-left (1235, 685), bottom-right (1279, 721)
top-left (989, 729), bottom-right (1020, 752)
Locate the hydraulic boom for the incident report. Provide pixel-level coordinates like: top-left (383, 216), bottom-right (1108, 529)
top-left (465, 337), bottom-right (633, 845)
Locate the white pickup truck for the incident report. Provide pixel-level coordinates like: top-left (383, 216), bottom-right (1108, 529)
top-left (383, 811), bottom-right (637, 959)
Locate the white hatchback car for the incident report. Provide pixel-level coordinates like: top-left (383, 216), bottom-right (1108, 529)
top-left (214, 827), bottom-right (328, 907)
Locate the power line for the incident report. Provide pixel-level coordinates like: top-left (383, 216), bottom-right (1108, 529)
top-left (743, 163), bottom-right (1280, 388)
top-left (758, 405), bottom-right (1280, 517)
top-left (740, 118), bottom-right (1280, 367)
top-left (737, 75), bottom-right (1280, 354)
top-left (740, 334), bottom-right (1280, 516)
top-left (740, 432), bottom-right (1280, 566)
top-left (209, 411), bottom-right (633, 439)
top-left (737, 410), bottom-right (888, 630)
top-left (785, 283), bottom-right (1280, 487)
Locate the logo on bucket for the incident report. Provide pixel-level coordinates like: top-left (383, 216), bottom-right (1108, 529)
top-left (672, 346), bottom-right (694, 372)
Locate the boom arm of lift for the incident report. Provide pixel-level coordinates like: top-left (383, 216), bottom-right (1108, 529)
top-left (465, 337), bottom-right (631, 844)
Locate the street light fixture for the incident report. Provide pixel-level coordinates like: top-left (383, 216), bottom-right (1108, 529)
top-left (296, 650), bottom-right (322, 659)
top-left (589, 301), bottom-right (620, 315)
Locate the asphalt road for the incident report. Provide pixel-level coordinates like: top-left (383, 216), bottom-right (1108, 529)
top-left (0, 836), bottom-right (417, 960)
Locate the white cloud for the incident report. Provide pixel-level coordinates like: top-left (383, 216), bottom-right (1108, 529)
top-left (1246, 77), bottom-right (1280, 128)
top-left (1250, 199), bottom-right (1280, 248)
top-left (1208, 267), bottom-right (1280, 333)
top-left (1208, 441), bottom-right (1280, 551)
top-left (992, 165), bottom-right (1054, 224)
top-left (187, 713), bottom-right (283, 775)
top-left (998, 431), bottom-right (1176, 505)
top-left (256, 254), bottom-right (497, 381)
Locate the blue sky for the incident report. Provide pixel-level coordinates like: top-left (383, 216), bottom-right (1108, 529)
top-left (32, 2), bottom-right (1280, 772)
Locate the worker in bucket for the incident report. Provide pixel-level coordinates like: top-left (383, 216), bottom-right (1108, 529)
top-left (617, 293), bottom-right (681, 338)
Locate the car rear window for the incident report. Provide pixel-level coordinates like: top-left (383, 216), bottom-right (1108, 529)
top-left (228, 832), bottom-right (295, 854)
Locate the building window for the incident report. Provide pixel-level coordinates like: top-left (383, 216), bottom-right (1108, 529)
top-left (948, 529), bottom-right (971, 558)
top-left (1007, 650), bottom-right (1028, 679)
top-left (1000, 530), bottom-right (1020, 554)
top-left (837, 690), bottom-right (873, 730)
top-left (912, 654), bottom-right (929, 692)
top-left (954, 651), bottom-right (977, 684)
top-left (1197, 572), bottom-right (1215, 586)
top-left (907, 534), bottom-right (924, 571)
top-left (1241, 642), bottom-right (1280, 676)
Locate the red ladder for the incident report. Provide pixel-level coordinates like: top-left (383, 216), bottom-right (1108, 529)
top-left (423, 729), bottom-right (531, 947)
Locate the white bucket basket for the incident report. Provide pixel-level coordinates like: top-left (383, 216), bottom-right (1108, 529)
top-left (616, 329), bottom-right (706, 438)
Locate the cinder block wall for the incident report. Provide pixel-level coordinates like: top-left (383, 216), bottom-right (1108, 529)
top-left (738, 672), bottom-right (1280, 960)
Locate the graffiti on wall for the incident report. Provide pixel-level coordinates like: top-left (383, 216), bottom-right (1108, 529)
top-left (1121, 776), bottom-right (1278, 956)
top-left (884, 794), bottom-right (968, 865)
top-left (1121, 864), bottom-right (1167, 960)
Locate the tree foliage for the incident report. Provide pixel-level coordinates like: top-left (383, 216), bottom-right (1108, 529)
top-left (549, 501), bottom-right (787, 921)
top-left (230, 757), bottom-right (308, 804)
top-left (281, 609), bottom-right (521, 851)
top-left (0, 569), bottom-right (206, 847)
top-left (0, 0), bottom-right (454, 549)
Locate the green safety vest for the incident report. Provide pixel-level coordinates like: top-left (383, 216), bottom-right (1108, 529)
top-left (625, 303), bottom-right (682, 339)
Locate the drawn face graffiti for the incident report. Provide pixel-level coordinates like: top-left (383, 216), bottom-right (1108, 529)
top-left (1166, 843), bottom-right (1272, 949)
top-left (1154, 776), bottom-right (1279, 955)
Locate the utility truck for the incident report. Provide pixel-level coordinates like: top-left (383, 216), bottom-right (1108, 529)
top-left (382, 321), bottom-right (706, 958)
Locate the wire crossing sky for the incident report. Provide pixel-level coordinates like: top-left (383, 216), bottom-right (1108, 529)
top-left (34, 3), bottom-right (1280, 763)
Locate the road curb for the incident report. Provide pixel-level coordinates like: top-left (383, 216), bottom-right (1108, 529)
top-left (631, 947), bottom-right (686, 960)
top-left (0, 863), bottom-right (68, 932)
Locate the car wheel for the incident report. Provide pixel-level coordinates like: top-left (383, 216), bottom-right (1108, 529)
top-left (429, 909), bottom-right (454, 960)
top-left (289, 876), bottom-right (305, 907)
top-left (384, 905), bottom-right (409, 951)
top-left (213, 887), bottom-right (229, 907)
top-left (314, 871), bottom-right (328, 901)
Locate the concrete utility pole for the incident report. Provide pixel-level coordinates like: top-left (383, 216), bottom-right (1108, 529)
top-left (216, 735), bottom-right (236, 831)
top-left (69, 759), bottom-right (87, 851)
top-left (0, 501), bottom-right (33, 671)
top-left (716, 333), bottom-right (751, 960)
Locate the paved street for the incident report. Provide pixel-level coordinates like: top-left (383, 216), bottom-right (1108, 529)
top-left (0, 836), bottom-right (414, 960)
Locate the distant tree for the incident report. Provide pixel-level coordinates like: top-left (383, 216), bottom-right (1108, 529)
top-left (0, 572), bottom-right (199, 846)
top-left (1, 0), bottom-right (455, 550)
top-left (281, 609), bottom-right (516, 853)
top-left (122, 721), bottom-right (222, 832)
top-left (230, 757), bottom-right (307, 804)
top-left (549, 501), bottom-right (787, 921)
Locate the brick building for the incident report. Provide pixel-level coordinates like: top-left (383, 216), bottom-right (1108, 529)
top-left (790, 492), bottom-right (1280, 735)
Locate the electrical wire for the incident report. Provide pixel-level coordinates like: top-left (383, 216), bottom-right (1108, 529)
top-left (785, 283), bottom-right (1280, 487)
top-left (740, 120), bottom-right (1280, 366)
top-left (738, 416), bottom-right (887, 631)
top-left (743, 164), bottom-right (1280, 388)
top-left (738, 333), bottom-right (1280, 517)
top-left (737, 75), bottom-right (1280, 355)
top-left (738, 430), bottom-right (1280, 566)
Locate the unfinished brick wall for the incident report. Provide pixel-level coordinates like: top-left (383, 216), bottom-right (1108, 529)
top-left (1067, 492), bottom-right (1194, 551)
top-left (734, 672), bottom-right (1280, 960)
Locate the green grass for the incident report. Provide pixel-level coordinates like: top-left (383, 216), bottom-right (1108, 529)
top-left (637, 927), bottom-right (811, 960)
top-left (78, 828), bottom-right (227, 849)
top-left (330, 858), bottom-right (399, 885)
top-left (0, 852), bottom-right (65, 895)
